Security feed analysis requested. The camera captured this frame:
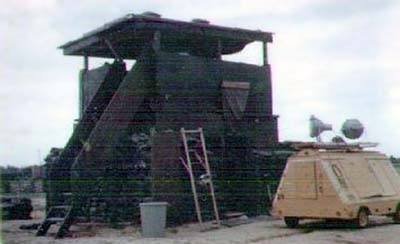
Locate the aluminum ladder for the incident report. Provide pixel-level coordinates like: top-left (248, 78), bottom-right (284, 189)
top-left (180, 127), bottom-right (220, 227)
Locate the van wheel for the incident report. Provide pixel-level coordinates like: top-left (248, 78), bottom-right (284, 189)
top-left (355, 209), bottom-right (369, 228)
top-left (284, 217), bottom-right (299, 228)
top-left (393, 207), bottom-right (400, 224)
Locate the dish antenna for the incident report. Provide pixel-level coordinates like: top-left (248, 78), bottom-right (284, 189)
top-left (341, 119), bottom-right (364, 139)
top-left (309, 115), bottom-right (332, 142)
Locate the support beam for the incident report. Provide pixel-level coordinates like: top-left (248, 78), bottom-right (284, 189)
top-left (152, 31), bottom-right (161, 52)
top-left (79, 56), bottom-right (89, 119)
top-left (262, 41), bottom-right (268, 66)
top-left (104, 39), bottom-right (123, 62)
top-left (217, 39), bottom-right (222, 59)
top-left (84, 55), bottom-right (89, 70)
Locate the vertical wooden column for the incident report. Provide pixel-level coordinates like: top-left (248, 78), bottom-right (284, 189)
top-left (262, 41), bottom-right (278, 146)
top-left (152, 30), bottom-right (162, 52)
top-left (79, 55), bottom-right (89, 119)
top-left (262, 41), bottom-right (268, 66)
top-left (217, 39), bottom-right (222, 59)
top-left (84, 55), bottom-right (89, 70)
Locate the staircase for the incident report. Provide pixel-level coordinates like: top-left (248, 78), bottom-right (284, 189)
top-left (47, 61), bottom-right (127, 206)
top-left (36, 205), bottom-right (74, 238)
top-left (54, 61), bottom-right (127, 170)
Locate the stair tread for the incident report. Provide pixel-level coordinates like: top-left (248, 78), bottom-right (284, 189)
top-left (47, 217), bottom-right (66, 222)
top-left (51, 205), bottom-right (72, 209)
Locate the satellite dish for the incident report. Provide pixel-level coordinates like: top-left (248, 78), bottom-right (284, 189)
top-left (310, 115), bottom-right (332, 141)
top-left (341, 119), bottom-right (364, 139)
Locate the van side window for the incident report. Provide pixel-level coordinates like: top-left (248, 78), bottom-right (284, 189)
top-left (331, 164), bottom-right (348, 188)
top-left (332, 164), bottom-right (342, 177)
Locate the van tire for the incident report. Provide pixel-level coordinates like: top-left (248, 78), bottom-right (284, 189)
top-left (284, 217), bottom-right (299, 228)
top-left (393, 206), bottom-right (400, 224)
top-left (354, 209), bottom-right (369, 228)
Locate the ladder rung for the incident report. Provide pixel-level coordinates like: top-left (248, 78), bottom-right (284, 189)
top-left (182, 129), bottom-right (202, 134)
top-left (187, 138), bottom-right (200, 142)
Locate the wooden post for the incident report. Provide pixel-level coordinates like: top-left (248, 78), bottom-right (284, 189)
top-left (79, 55), bottom-right (88, 119)
top-left (84, 55), bottom-right (89, 70)
top-left (263, 41), bottom-right (268, 66)
top-left (152, 31), bottom-right (161, 52)
top-left (217, 39), bottom-right (222, 59)
top-left (216, 39), bottom-right (223, 90)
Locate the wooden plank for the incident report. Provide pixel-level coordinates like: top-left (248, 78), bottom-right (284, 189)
top-left (221, 81), bottom-right (250, 90)
top-left (62, 36), bottom-right (101, 55)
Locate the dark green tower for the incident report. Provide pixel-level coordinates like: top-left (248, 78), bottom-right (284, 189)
top-left (46, 12), bottom-right (284, 224)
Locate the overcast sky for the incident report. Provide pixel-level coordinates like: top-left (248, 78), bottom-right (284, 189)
top-left (1, 0), bottom-right (400, 166)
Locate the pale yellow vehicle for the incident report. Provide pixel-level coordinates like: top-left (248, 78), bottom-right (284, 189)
top-left (272, 142), bottom-right (400, 228)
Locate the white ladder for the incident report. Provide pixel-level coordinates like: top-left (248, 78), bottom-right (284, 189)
top-left (179, 127), bottom-right (220, 227)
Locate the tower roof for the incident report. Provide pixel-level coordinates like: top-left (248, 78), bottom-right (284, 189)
top-left (59, 13), bottom-right (273, 59)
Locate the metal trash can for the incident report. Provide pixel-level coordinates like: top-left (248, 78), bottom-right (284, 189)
top-left (140, 202), bottom-right (168, 237)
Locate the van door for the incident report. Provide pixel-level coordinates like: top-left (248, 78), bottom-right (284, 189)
top-left (295, 161), bottom-right (317, 199)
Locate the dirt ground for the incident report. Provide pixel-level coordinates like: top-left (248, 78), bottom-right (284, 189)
top-left (2, 195), bottom-right (400, 244)
top-left (3, 215), bottom-right (400, 244)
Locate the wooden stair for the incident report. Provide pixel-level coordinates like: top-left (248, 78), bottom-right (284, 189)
top-left (36, 205), bottom-right (74, 238)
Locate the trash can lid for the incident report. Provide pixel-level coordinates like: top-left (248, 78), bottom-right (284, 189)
top-left (139, 202), bottom-right (168, 207)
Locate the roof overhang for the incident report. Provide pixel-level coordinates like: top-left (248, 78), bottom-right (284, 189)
top-left (59, 13), bottom-right (273, 59)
